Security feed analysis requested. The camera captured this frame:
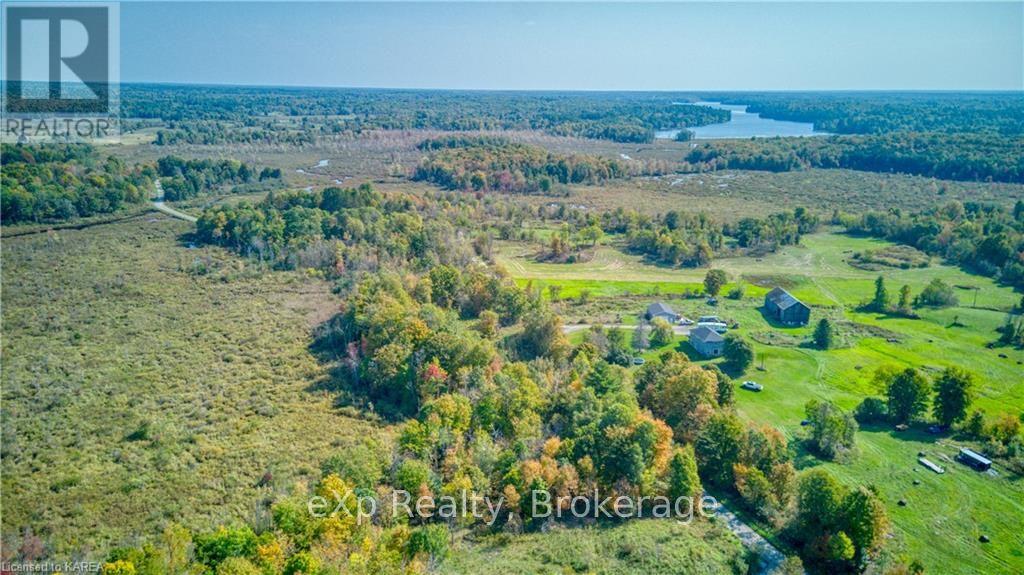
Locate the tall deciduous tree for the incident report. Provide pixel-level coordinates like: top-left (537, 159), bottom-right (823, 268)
top-left (842, 487), bottom-right (889, 561)
top-left (886, 368), bottom-right (931, 424)
top-left (695, 412), bottom-right (745, 486)
top-left (649, 318), bottom-right (674, 348)
top-left (723, 334), bottom-right (754, 373)
top-left (666, 445), bottom-right (702, 501)
top-left (703, 269), bottom-right (728, 297)
top-left (932, 367), bottom-right (975, 427)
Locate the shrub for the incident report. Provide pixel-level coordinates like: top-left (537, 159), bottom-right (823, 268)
top-left (914, 278), bottom-right (958, 308)
top-left (854, 397), bottom-right (889, 424)
top-left (726, 284), bottom-right (746, 300)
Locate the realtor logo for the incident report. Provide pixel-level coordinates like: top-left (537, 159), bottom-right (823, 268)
top-left (2, 2), bottom-right (119, 140)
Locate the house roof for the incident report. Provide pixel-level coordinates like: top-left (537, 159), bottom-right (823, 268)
top-left (766, 287), bottom-right (807, 311)
top-left (960, 448), bottom-right (992, 466)
top-left (690, 325), bottom-right (724, 343)
top-left (647, 302), bottom-right (677, 317)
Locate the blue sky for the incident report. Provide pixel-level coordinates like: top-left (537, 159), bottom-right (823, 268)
top-left (117, 2), bottom-right (1023, 90)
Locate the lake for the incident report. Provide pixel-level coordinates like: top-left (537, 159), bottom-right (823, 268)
top-left (656, 101), bottom-right (828, 140)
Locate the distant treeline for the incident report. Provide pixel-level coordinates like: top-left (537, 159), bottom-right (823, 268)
top-left (841, 201), bottom-right (1024, 290)
top-left (413, 135), bottom-right (631, 194)
top-left (716, 92), bottom-right (1024, 135)
top-left (156, 155), bottom-right (279, 201)
top-left (684, 133), bottom-right (1024, 183)
top-left (1, 144), bottom-right (154, 223)
top-left (154, 121), bottom-right (316, 146)
top-left (121, 85), bottom-right (729, 144)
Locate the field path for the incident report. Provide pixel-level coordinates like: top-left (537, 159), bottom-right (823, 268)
top-left (152, 180), bottom-right (198, 223)
top-left (712, 502), bottom-right (790, 574)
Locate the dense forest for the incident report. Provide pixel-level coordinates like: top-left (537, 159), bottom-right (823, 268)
top-left (156, 155), bottom-right (277, 201)
top-left (684, 133), bottom-right (1024, 183)
top-left (0, 144), bottom-right (154, 223)
top-left (842, 201), bottom-right (1024, 290)
top-left (121, 85), bottom-right (729, 144)
top-left (413, 136), bottom-right (632, 194)
top-left (717, 92), bottom-right (1024, 135)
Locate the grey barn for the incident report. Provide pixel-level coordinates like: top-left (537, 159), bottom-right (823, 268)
top-left (646, 302), bottom-right (680, 323)
top-left (764, 287), bottom-right (811, 325)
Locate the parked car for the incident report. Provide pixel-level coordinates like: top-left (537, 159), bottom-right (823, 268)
top-left (678, 317), bottom-right (694, 325)
top-left (740, 381), bottom-right (763, 391)
top-left (697, 321), bottom-right (729, 333)
top-left (632, 357), bottom-right (645, 365)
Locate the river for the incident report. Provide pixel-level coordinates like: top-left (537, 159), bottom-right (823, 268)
top-left (657, 101), bottom-right (828, 140)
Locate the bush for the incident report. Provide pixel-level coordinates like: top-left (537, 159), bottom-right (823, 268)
top-left (321, 442), bottom-right (387, 489)
top-left (914, 278), bottom-right (958, 308)
top-left (407, 524), bottom-right (450, 563)
top-left (726, 284), bottom-right (746, 300)
top-left (854, 397), bottom-right (889, 424)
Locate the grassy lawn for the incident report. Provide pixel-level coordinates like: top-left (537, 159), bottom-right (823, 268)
top-left (1, 215), bottom-right (390, 556)
top-left (502, 231), bottom-right (1024, 574)
top-left (443, 518), bottom-right (746, 575)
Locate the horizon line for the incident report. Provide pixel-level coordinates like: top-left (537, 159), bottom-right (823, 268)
top-left (6, 80), bottom-right (1020, 94)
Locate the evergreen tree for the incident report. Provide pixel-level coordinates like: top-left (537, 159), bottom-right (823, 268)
top-left (897, 284), bottom-right (913, 315)
top-left (871, 276), bottom-right (889, 312)
top-left (813, 318), bottom-right (835, 349)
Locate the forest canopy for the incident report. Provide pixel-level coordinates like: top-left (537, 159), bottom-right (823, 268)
top-left (413, 135), bottom-right (631, 194)
top-left (684, 133), bottom-right (1024, 183)
top-left (1, 143), bottom-right (154, 223)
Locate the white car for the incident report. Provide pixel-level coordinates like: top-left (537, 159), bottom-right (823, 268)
top-left (740, 381), bottom-right (763, 392)
top-left (697, 321), bottom-right (729, 333)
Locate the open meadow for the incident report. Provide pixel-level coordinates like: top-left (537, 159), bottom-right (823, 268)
top-left (0, 215), bottom-right (391, 555)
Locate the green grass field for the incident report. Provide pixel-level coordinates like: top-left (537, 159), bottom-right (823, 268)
top-left (500, 231), bottom-right (1024, 574)
top-left (443, 518), bottom-right (746, 575)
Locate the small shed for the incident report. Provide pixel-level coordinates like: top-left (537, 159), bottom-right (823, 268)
top-left (764, 287), bottom-right (811, 325)
top-left (646, 302), bottom-right (680, 323)
top-left (957, 448), bottom-right (992, 471)
top-left (689, 325), bottom-right (725, 357)
top-left (918, 457), bottom-right (945, 474)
